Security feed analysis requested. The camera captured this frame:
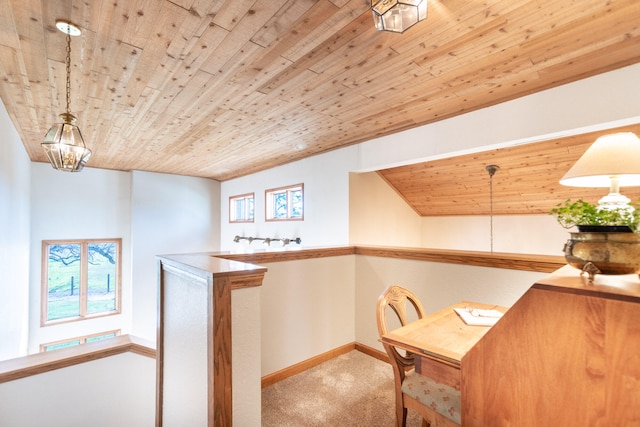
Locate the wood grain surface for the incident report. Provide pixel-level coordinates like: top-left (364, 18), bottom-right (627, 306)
top-left (1, 0), bottom-right (638, 186)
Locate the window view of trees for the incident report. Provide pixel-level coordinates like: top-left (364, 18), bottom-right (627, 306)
top-left (274, 192), bottom-right (288, 218)
top-left (43, 239), bottom-right (121, 324)
top-left (290, 188), bottom-right (303, 218)
top-left (266, 184), bottom-right (303, 220)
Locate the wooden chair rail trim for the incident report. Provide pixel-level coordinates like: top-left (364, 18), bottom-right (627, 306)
top-left (0, 334), bottom-right (155, 384)
top-left (354, 246), bottom-right (566, 273)
top-left (216, 246), bottom-right (566, 273)
top-left (217, 246), bottom-right (356, 264)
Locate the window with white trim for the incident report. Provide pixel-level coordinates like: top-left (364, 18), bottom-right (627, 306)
top-left (229, 193), bottom-right (254, 223)
top-left (42, 239), bottom-right (122, 325)
top-left (265, 184), bottom-right (304, 221)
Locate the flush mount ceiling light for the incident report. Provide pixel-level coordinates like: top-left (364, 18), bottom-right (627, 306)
top-left (371, 0), bottom-right (427, 33)
top-left (41, 20), bottom-right (91, 172)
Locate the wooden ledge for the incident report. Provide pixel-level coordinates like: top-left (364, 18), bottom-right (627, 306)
top-left (215, 246), bottom-right (355, 264)
top-left (0, 334), bottom-right (155, 384)
top-left (533, 265), bottom-right (640, 302)
top-left (354, 246), bottom-right (566, 273)
top-left (214, 246), bottom-right (565, 273)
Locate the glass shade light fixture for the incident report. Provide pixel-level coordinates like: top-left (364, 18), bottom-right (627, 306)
top-left (371, 0), bottom-right (427, 33)
top-left (41, 20), bottom-right (91, 172)
top-left (560, 132), bottom-right (640, 215)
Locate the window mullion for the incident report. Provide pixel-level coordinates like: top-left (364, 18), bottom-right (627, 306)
top-left (265, 184), bottom-right (303, 221)
top-left (79, 242), bottom-right (88, 317)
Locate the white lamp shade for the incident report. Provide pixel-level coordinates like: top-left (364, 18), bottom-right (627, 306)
top-left (560, 132), bottom-right (640, 188)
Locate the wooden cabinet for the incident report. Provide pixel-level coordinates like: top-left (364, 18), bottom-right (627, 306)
top-left (461, 265), bottom-right (640, 426)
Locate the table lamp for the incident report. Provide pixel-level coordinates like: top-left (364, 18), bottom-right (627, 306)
top-left (560, 132), bottom-right (640, 214)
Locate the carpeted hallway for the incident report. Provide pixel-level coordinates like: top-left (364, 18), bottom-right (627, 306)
top-left (262, 350), bottom-right (423, 426)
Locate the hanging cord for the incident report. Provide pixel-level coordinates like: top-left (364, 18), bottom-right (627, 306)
top-left (490, 173), bottom-right (494, 252)
top-left (486, 165), bottom-right (500, 252)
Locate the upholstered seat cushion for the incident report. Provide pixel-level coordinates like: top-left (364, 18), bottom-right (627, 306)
top-left (402, 371), bottom-right (461, 424)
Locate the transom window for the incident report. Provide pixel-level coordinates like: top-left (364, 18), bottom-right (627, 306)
top-left (40, 330), bottom-right (121, 352)
top-left (229, 193), bottom-right (254, 223)
top-left (265, 184), bottom-right (304, 221)
top-left (41, 239), bottom-right (122, 325)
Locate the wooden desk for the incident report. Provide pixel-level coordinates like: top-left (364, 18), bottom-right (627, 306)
top-left (461, 267), bottom-right (640, 426)
top-left (380, 301), bottom-right (506, 390)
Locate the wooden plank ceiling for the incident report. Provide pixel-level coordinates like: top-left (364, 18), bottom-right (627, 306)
top-left (1, 0), bottom-right (639, 215)
top-left (378, 124), bottom-right (640, 216)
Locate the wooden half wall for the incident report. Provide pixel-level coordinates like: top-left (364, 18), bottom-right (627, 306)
top-left (156, 245), bottom-right (565, 425)
top-left (156, 253), bottom-right (266, 427)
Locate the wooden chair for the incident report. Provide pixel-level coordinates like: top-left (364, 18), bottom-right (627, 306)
top-left (377, 285), bottom-right (461, 427)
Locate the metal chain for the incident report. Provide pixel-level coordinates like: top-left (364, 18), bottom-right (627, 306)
top-left (65, 29), bottom-right (71, 114)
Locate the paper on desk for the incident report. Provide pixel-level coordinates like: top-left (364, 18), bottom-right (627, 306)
top-left (454, 307), bottom-right (503, 326)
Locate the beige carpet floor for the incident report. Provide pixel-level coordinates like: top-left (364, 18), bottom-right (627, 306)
top-left (262, 350), bottom-right (423, 426)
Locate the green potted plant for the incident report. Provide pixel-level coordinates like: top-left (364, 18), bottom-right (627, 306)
top-left (550, 198), bottom-right (640, 281)
top-left (549, 198), bottom-right (640, 232)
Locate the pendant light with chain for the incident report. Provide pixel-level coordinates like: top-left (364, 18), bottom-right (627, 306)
top-left (41, 20), bottom-right (91, 172)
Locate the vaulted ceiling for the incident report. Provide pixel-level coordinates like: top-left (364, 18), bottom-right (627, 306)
top-left (1, 0), bottom-right (639, 213)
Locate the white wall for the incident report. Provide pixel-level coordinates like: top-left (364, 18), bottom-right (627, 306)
top-left (24, 165), bottom-right (220, 352)
top-left (0, 100), bottom-right (31, 361)
top-left (29, 164), bottom-right (133, 352)
top-left (421, 214), bottom-right (568, 255)
top-left (256, 253), bottom-right (549, 376)
top-left (259, 256), bottom-right (355, 376)
top-left (0, 352), bottom-right (156, 427)
top-left (220, 147), bottom-right (358, 252)
top-left (350, 171), bottom-right (571, 254)
top-left (356, 63), bottom-right (640, 172)
top-left (130, 171), bottom-right (221, 343)
top-left (349, 171), bottom-right (422, 247)
top-left (232, 287), bottom-right (262, 427)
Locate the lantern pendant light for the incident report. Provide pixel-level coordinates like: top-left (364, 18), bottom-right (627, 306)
top-left (371, 0), bottom-right (428, 33)
top-left (41, 20), bottom-right (91, 172)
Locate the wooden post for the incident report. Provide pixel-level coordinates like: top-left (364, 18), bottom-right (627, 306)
top-left (156, 254), bottom-right (266, 426)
